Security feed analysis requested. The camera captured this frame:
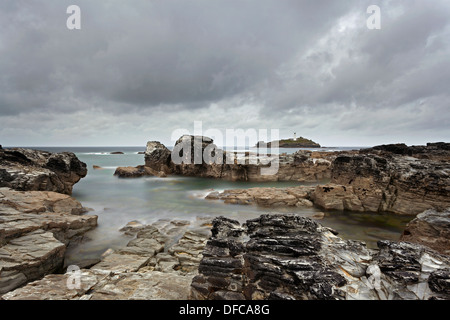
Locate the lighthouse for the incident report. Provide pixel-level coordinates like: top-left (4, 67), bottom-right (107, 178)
top-left (293, 132), bottom-right (297, 141)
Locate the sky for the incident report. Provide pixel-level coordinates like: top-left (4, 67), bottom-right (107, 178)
top-left (0, 0), bottom-right (449, 147)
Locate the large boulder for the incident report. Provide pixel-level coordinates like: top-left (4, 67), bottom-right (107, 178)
top-left (144, 141), bottom-right (172, 173)
top-left (0, 148), bottom-right (87, 195)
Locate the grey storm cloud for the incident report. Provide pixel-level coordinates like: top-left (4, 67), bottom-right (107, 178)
top-left (0, 0), bottom-right (449, 146)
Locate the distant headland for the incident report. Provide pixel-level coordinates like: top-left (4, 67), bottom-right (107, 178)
top-left (255, 134), bottom-right (321, 148)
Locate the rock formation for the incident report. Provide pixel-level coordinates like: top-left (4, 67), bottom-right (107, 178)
top-left (206, 186), bottom-right (315, 207)
top-left (0, 188), bottom-right (97, 294)
top-left (114, 165), bottom-right (167, 178)
top-left (400, 208), bottom-right (450, 255)
top-left (0, 147), bottom-right (87, 195)
top-left (1, 218), bottom-right (211, 300)
top-left (323, 146), bottom-right (450, 215)
top-left (0, 147), bottom-right (94, 295)
top-left (137, 136), bottom-right (338, 182)
top-left (190, 214), bottom-right (450, 300)
top-left (144, 141), bottom-right (172, 173)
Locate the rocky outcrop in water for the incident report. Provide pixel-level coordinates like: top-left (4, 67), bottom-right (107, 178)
top-left (202, 142), bottom-right (449, 216)
top-left (400, 208), bottom-right (450, 256)
top-left (138, 135), bottom-right (338, 182)
top-left (113, 165), bottom-right (167, 178)
top-left (0, 188), bottom-right (97, 294)
top-left (206, 186), bottom-right (315, 207)
top-left (144, 141), bottom-right (173, 174)
top-left (0, 147), bottom-right (87, 195)
top-left (190, 214), bottom-right (450, 300)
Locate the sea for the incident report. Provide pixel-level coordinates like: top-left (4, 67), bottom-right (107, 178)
top-left (16, 146), bottom-right (413, 266)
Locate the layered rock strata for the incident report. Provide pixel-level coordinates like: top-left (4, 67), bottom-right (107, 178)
top-left (1, 218), bottom-right (211, 300)
top-left (205, 186), bottom-right (315, 207)
top-left (204, 143), bottom-right (450, 216)
top-left (323, 148), bottom-right (450, 215)
top-left (190, 214), bottom-right (450, 300)
top-left (0, 188), bottom-right (97, 294)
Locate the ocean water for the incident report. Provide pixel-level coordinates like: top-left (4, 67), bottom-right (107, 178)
top-left (29, 146), bottom-right (412, 266)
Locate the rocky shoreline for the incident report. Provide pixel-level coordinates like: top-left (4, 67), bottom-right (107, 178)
top-left (1, 142), bottom-right (449, 300)
top-left (2, 212), bottom-right (449, 300)
top-left (0, 147), bottom-right (97, 294)
top-left (121, 136), bottom-right (450, 216)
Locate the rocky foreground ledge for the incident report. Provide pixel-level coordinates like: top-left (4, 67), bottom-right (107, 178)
top-left (191, 214), bottom-right (450, 300)
top-left (1, 217), bottom-right (212, 300)
top-left (2, 213), bottom-right (449, 300)
top-left (0, 188), bottom-right (97, 294)
top-left (0, 146), bottom-right (96, 294)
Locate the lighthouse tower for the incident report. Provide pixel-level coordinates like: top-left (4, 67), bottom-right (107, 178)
top-left (293, 132), bottom-right (297, 141)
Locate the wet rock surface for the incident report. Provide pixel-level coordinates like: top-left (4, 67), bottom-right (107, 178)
top-left (191, 214), bottom-right (450, 300)
top-left (0, 147), bottom-right (87, 195)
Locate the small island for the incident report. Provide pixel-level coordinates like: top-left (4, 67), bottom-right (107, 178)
top-left (256, 133), bottom-right (321, 148)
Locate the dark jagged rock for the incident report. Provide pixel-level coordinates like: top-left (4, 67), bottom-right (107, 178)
top-left (321, 148), bottom-right (450, 215)
top-left (362, 142), bottom-right (450, 161)
top-left (144, 141), bottom-right (172, 173)
top-left (190, 214), bottom-right (450, 300)
top-left (400, 208), bottom-right (450, 255)
top-left (0, 147), bottom-right (87, 195)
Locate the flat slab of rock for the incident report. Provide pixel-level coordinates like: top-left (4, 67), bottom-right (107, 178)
top-left (0, 230), bottom-right (65, 294)
top-left (205, 186), bottom-right (315, 207)
top-left (0, 188), bottom-right (98, 246)
top-left (90, 254), bottom-right (151, 273)
top-left (0, 188), bottom-right (97, 294)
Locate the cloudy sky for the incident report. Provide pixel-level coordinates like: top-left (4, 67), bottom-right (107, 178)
top-left (1, 0), bottom-right (449, 147)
